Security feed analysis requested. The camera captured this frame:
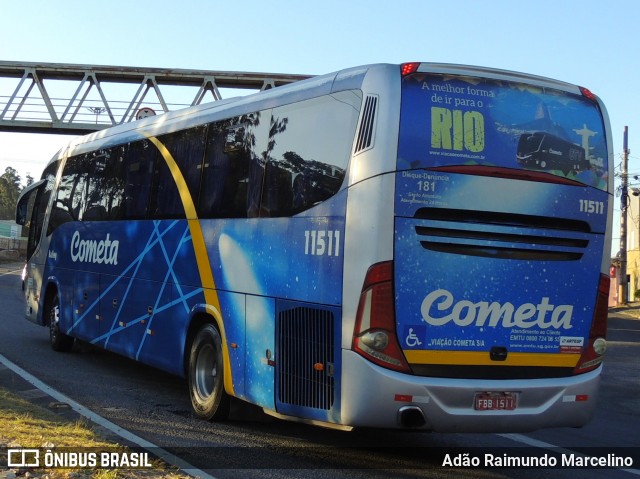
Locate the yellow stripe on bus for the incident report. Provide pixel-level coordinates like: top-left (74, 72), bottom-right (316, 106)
top-left (404, 350), bottom-right (580, 368)
top-left (146, 135), bottom-right (234, 396)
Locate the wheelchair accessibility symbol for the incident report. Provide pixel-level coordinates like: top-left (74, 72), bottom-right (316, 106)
top-left (403, 325), bottom-right (425, 348)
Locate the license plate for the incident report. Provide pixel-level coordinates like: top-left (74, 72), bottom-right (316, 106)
top-left (474, 392), bottom-right (517, 411)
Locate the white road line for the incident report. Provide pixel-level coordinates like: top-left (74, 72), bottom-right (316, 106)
top-left (0, 352), bottom-right (216, 479)
top-left (0, 268), bottom-right (22, 277)
top-left (498, 433), bottom-right (640, 476)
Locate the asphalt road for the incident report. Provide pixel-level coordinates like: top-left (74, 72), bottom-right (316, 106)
top-left (1, 261), bottom-right (639, 479)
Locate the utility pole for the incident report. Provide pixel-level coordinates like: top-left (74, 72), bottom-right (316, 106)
top-left (620, 126), bottom-right (629, 304)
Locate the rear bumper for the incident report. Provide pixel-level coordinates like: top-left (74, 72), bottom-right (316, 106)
top-left (339, 349), bottom-right (600, 432)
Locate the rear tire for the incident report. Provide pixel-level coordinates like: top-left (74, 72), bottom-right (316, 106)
top-left (188, 323), bottom-right (230, 421)
top-left (48, 292), bottom-right (74, 352)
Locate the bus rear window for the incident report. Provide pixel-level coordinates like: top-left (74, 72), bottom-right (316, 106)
top-left (398, 73), bottom-right (608, 191)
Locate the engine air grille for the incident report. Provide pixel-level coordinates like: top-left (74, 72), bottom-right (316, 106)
top-left (277, 307), bottom-right (335, 410)
top-left (354, 95), bottom-right (378, 153)
top-left (413, 208), bottom-right (591, 261)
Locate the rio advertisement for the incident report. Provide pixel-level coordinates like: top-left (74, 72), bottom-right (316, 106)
top-left (393, 73), bottom-right (609, 358)
top-left (398, 73), bottom-right (609, 192)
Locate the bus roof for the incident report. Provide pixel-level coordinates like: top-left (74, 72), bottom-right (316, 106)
top-left (45, 62), bottom-right (608, 170)
top-left (57, 65), bottom-right (372, 160)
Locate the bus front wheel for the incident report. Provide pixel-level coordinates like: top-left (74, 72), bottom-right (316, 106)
top-left (188, 323), bottom-right (230, 421)
top-left (48, 293), bottom-right (74, 352)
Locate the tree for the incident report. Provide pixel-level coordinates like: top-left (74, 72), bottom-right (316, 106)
top-left (0, 167), bottom-right (22, 220)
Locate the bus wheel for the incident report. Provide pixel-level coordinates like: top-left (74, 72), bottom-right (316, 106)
top-left (48, 293), bottom-right (74, 352)
top-left (188, 323), bottom-right (230, 421)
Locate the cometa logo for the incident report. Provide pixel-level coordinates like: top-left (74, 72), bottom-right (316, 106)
top-left (70, 231), bottom-right (119, 265)
top-left (421, 289), bottom-right (573, 330)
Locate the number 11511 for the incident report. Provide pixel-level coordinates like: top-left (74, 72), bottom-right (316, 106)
top-left (304, 230), bottom-right (341, 257)
top-left (579, 199), bottom-right (604, 214)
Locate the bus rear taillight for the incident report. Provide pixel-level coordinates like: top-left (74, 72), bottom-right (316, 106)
top-left (352, 261), bottom-right (411, 373)
top-left (401, 62), bottom-right (421, 76)
top-left (579, 86), bottom-right (598, 103)
top-left (574, 274), bottom-right (609, 374)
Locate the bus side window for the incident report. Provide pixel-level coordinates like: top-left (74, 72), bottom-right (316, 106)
top-left (48, 154), bottom-right (88, 232)
top-left (199, 121), bottom-right (237, 218)
top-left (39, 162), bottom-right (57, 237)
top-left (199, 112), bottom-right (265, 219)
top-left (28, 162), bottom-right (57, 253)
top-left (151, 126), bottom-right (207, 219)
top-left (82, 151), bottom-right (109, 221)
top-left (101, 146), bottom-right (125, 220)
top-left (261, 91), bottom-right (361, 217)
top-left (122, 141), bottom-right (155, 220)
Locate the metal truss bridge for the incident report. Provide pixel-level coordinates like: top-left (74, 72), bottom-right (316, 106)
top-left (0, 61), bottom-right (311, 135)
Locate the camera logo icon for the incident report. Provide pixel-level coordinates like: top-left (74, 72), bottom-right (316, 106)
top-left (7, 449), bottom-right (40, 468)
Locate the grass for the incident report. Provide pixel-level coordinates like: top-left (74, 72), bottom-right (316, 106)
top-left (0, 387), bottom-right (191, 479)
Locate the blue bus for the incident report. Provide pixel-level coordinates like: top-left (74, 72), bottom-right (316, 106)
top-left (16, 62), bottom-right (612, 432)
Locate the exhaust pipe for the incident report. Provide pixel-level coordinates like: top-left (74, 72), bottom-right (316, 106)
top-left (397, 406), bottom-right (426, 428)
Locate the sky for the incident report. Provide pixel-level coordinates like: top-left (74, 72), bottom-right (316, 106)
top-left (1, 0), bottom-right (638, 252)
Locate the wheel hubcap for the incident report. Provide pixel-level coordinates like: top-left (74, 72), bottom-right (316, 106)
top-left (195, 344), bottom-right (217, 399)
top-left (50, 304), bottom-right (60, 338)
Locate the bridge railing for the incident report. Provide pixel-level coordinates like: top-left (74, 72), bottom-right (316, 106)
top-left (0, 61), bottom-right (311, 134)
